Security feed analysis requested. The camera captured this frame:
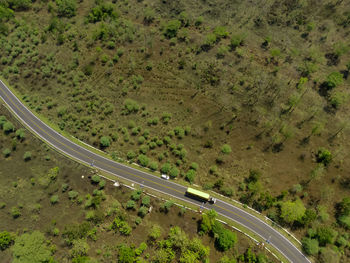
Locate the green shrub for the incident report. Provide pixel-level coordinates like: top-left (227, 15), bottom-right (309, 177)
top-left (214, 26), bottom-right (229, 39)
top-left (50, 195), bottom-right (59, 204)
top-left (100, 136), bottom-right (111, 147)
top-left (230, 34), bottom-right (245, 48)
top-left (123, 99), bottom-right (139, 114)
top-left (221, 144), bottom-right (232, 154)
top-left (212, 222), bottom-right (237, 251)
top-left (23, 151), bottom-right (32, 161)
top-left (138, 206), bottom-right (148, 218)
top-left (61, 183), bottom-right (69, 192)
top-left (142, 196), bottom-right (150, 207)
top-left (316, 226), bottom-right (338, 246)
top-left (161, 162), bottom-right (171, 174)
top-left (0, 116), bottom-right (7, 128)
top-left (280, 199), bottom-right (306, 224)
top-left (2, 148), bottom-right (11, 158)
top-left (0, 231), bottom-right (14, 250)
top-left (195, 16), bottom-right (204, 27)
top-left (99, 180), bottom-right (106, 189)
top-left (15, 128), bottom-right (25, 140)
top-left (149, 161), bottom-right (158, 171)
top-left (68, 191), bottom-right (78, 200)
top-left (148, 224), bottom-right (162, 240)
top-left (338, 215), bottom-right (350, 229)
top-left (11, 207), bottom-right (21, 218)
top-left (56, 0), bottom-right (77, 18)
top-left (316, 148), bottom-right (332, 166)
top-left (164, 20), bottom-right (181, 38)
top-left (161, 200), bottom-right (174, 213)
top-left (185, 169), bottom-right (196, 183)
top-left (169, 167), bottom-right (179, 178)
top-left (48, 167), bottom-right (59, 181)
top-left (87, 2), bottom-right (117, 23)
top-left (209, 165), bottom-right (218, 174)
top-left (91, 175), bottom-right (101, 184)
top-left (144, 8), bottom-right (155, 24)
top-left (302, 238), bottom-right (319, 256)
top-left (203, 33), bottom-right (217, 48)
top-left (3, 121), bottom-right (14, 133)
top-left (127, 151), bottom-right (136, 160)
top-left (138, 154), bottom-right (149, 167)
top-left (131, 190), bottom-right (142, 201)
top-left (217, 45), bottom-right (229, 58)
top-left (190, 162), bottom-right (199, 170)
top-left (326, 72), bottom-right (343, 89)
top-left (126, 200), bottom-right (136, 210)
top-left (161, 112), bottom-right (172, 124)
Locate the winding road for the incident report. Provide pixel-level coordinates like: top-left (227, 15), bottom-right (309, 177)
top-left (0, 79), bottom-right (310, 263)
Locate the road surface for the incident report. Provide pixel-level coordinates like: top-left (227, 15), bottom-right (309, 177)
top-left (0, 79), bottom-right (310, 263)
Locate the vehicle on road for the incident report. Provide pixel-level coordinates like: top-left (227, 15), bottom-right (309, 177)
top-left (161, 174), bottom-right (170, 180)
top-left (186, 187), bottom-right (216, 203)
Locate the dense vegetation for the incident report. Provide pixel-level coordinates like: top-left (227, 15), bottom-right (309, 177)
top-left (0, 106), bottom-right (274, 262)
top-left (0, 0), bottom-right (350, 262)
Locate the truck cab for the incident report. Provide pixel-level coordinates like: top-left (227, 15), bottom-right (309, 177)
top-left (209, 197), bottom-right (217, 204)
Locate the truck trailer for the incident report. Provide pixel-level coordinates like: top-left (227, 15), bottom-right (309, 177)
top-left (186, 187), bottom-right (216, 204)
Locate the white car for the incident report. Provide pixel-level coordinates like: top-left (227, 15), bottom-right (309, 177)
top-left (161, 174), bottom-right (170, 180)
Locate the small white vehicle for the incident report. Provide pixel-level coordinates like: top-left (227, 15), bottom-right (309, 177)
top-left (161, 174), bottom-right (170, 180)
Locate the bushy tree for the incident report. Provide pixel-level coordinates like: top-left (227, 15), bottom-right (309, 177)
top-left (319, 247), bottom-right (340, 263)
top-left (149, 161), bottom-right (158, 171)
top-left (212, 222), bottom-right (237, 251)
top-left (137, 154), bottom-right (149, 167)
top-left (316, 147), bottom-right (332, 166)
top-left (0, 231), bottom-right (14, 250)
top-left (141, 196), bottom-right (150, 207)
top-left (316, 226), bottom-right (338, 246)
top-left (338, 215), bottom-right (350, 229)
top-left (118, 244), bottom-right (135, 263)
top-left (161, 162), bottom-right (171, 174)
top-left (280, 199), bottom-right (306, 224)
top-left (123, 99), bottom-right (139, 114)
top-left (3, 121), bottom-right (14, 133)
top-left (15, 128), bottom-right (25, 140)
top-left (126, 200), bottom-right (135, 210)
top-left (100, 136), bottom-right (111, 147)
top-left (337, 197), bottom-right (350, 216)
top-left (326, 72), bottom-right (343, 89)
top-left (302, 237), bottom-right (319, 256)
top-left (70, 239), bottom-right (89, 258)
top-left (12, 231), bottom-right (53, 263)
top-left (169, 167), bottom-right (179, 178)
top-left (148, 224), bottom-right (162, 240)
top-left (200, 209), bottom-right (217, 234)
top-left (56, 0), bottom-right (77, 18)
top-left (138, 206), bottom-right (148, 218)
top-left (164, 20), bottom-right (181, 38)
top-left (215, 228), bottom-right (237, 251)
top-left (131, 190), bottom-right (142, 201)
top-left (88, 3), bottom-right (117, 23)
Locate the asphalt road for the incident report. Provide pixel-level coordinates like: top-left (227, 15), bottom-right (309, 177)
top-left (0, 79), bottom-right (310, 263)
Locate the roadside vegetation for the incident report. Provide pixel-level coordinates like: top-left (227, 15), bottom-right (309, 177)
top-left (0, 0), bottom-right (350, 262)
top-left (0, 106), bottom-right (275, 262)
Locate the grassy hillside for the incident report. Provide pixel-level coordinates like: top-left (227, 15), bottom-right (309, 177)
top-left (0, 105), bottom-right (276, 262)
top-left (0, 0), bottom-right (350, 261)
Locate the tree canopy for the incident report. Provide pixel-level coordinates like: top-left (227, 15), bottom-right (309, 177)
top-left (12, 231), bottom-right (54, 263)
top-left (280, 199), bottom-right (306, 224)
